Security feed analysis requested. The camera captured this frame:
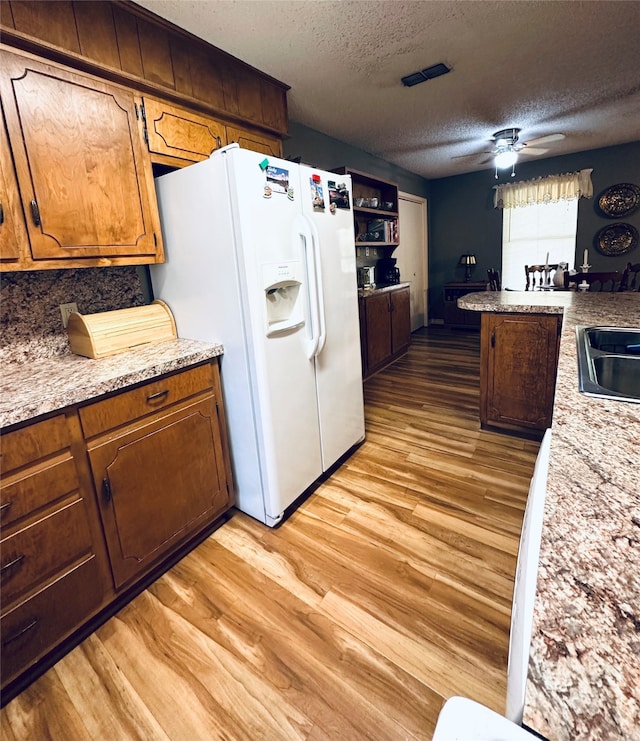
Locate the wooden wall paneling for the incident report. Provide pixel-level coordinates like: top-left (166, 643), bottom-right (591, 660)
top-left (188, 45), bottom-right (228, 112)
top-left (168, 36), bottom-right (194, 98)
top-left (9, 1), bottom-right (80, 53)
top-left (135, 16), bottom-right (175, 90)
top-left (111, 3), bottom-right (143, 78)
top-left (260, 80), bottom-right (288, 133)
top-left (72, 1), bottom-right (121, 71)
top-left (235, 66), bottom-right (263, 124)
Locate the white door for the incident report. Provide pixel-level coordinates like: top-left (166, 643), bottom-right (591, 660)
top-left (299, 167), bottom-right (365, 469)
top-left (397, 192), bottom-right (428, 330)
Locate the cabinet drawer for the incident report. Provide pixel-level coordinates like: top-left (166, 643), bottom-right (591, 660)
top-left (79, 363), bottom-right (214, 438)
top-left (0, 415), bottom-right (70, 472)
top-left (1, 456), bottom-right (79, 530)
top-left (1, 556), bottom-right (103, 686)
top-left (1, 499), bottom-right (93, 607)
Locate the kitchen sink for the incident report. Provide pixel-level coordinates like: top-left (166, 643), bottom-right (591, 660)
top-left (576, 326), bottom-right (640, 403)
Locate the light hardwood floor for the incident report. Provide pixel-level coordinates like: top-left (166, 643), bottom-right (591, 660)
top-left (1, 327), bottom-right (540, 741)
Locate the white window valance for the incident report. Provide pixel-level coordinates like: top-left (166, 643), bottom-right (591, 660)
top-left (493, 168), bottom-right (593, 209)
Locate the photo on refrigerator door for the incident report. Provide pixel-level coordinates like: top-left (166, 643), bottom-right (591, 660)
top-left (309, 176), bottom-right (326, 211)
top-left (328, 180), bottom-right (350, 209)
top-left (265, 165), bottom-right (289, 195)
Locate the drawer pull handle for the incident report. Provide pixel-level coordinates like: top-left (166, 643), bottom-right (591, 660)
top-left (146, 390), bottom-right (169, 403)
top-left (30, 200), bottom-right (41, 227)
top-left (102, 476), bottom-right (112, 503)
top-left (1, 553), bottom-right (25, 575)
top-left (0, 500), bottom-right (12, 514)
top-left (0, 202), bottom-right (4, 225)
top-left (3, 617), bottom-right (39, 647)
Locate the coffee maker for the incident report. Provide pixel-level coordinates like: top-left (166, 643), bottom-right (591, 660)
top-left (376, 258), bottom-right (400, 286)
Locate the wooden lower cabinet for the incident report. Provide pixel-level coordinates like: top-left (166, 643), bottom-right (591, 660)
top-left (360, 285), bottom-right (411, 378)
top-left (0, 414), bottom-right (110, 689)
top-left (82, 365), bottom-right (232, 589)
top-left (0, 360), bottom-right (234, 696)
top-left (480, 312), bottom-right (561, 434)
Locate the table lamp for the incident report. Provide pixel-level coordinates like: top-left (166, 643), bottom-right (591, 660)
top-left (459, 253), bottom-right (477, 282)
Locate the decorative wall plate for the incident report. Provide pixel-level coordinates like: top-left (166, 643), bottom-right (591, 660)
top-left (595, 223), bottom-right (638, 256)
top-left (597, 183), bottom-right (640, 218)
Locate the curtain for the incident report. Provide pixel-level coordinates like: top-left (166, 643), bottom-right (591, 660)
top-left (494, 168), bottom-right (593, 209)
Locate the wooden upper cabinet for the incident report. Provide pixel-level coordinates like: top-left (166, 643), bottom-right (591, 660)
top-left (1, 1), bottom-right (289, 137)
top-left (0, 48), bottom-right (163, 266)
top-left (143, 97), bottom-right (226, 165)
top-left (225, 125), bottom-right (283, 157)
top-left (0, 104), bottom-right (27, 263)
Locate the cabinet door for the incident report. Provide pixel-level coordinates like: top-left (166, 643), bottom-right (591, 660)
top-left (0, 49), bottom-right (162, 263)
top-left (481, 313), bottom-right (560, 431)
top-left (365, 292), bottom-right (392, 372)
top-left (0, 103), bottom-right (27, 265)
top-left (225, 125), bottom-right (282, 157)
top-left (143, 97), bottom-right (226, 164)
top-left (87, 396), bottom-right (231, 589)
top-left (390, 287), bottom-right (411, 354)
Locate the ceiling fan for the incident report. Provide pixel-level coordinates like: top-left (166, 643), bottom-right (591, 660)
top-left (455, 128), bottom-right (566, 176)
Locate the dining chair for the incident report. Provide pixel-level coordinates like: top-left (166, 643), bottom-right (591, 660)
top-left (432, 429), bottom-right (552, 740)
top-left (487, 268), bottom-right (501, 291)
top-left (525, 264), bottom-right (558, 290)
top-left (563, 271), bottom-right (625, 291)
top-left (622, 262), bottom-right (640, 291)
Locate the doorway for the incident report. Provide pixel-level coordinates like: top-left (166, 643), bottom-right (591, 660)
top-left (397, 192), bottom-right (428, 330)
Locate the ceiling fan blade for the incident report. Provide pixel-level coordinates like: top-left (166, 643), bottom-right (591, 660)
top-left (451, 151), bottom-right (493, 160)
top-left (520, 147), bottom-right (550, 156)
top-left (524, 133), bottom-right (565, 146)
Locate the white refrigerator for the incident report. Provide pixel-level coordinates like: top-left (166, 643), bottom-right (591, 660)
top-left (150, 145), bottom-right (365, 526)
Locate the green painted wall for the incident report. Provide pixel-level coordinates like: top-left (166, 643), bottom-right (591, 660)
top-left (429, 141), bottom-right (640, 320)
top-left (283, 122), bottom-right (430, 199)
top-left (284, 123), bottom-right (639, 323)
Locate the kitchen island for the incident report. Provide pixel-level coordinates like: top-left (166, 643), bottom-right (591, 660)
top-left (459, 290), bottom-right (640, 741)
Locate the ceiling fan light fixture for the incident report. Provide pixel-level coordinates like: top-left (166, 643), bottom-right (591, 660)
top-left (401, 62), bottom-right (450, 87)
top-left (494, 148), bottom-right (518, 169)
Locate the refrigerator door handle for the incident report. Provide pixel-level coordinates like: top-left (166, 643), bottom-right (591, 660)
top-left (298, 221), bottom-right (320, 359)
top-left (307, 216), bottom-right (327, 356)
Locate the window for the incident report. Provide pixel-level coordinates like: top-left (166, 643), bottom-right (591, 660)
top-left (501, 198), bottom-right (578, 290)
top-left (494, 168), bottom-right (592, 290)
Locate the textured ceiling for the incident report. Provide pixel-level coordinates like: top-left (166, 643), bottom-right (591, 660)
top-left (135, 0), bottom-right (640, 179)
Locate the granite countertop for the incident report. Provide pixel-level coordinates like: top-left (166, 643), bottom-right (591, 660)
top-left (358, 281), bottom-right (411, 297)
top-left (0, 338), bottom-right (224, 429)
top-left (459, 290), bottom-right (640, 741)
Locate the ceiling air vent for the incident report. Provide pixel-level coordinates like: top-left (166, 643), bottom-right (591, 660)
top-left (401, 62), bottom-right (451, 87)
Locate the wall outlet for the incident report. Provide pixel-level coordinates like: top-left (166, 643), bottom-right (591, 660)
top-left (59, 302), bottom-right (78, 328)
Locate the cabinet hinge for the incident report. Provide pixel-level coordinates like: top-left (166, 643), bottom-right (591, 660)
top-left (136, 100), bottom-right (149, 145)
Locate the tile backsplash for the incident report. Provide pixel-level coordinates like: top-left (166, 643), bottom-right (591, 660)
top-left (1, 267), bottom-right (148, 363)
